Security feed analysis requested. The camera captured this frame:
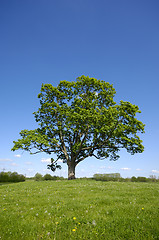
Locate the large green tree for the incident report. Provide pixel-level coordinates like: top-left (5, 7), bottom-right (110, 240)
top-left (12, 76), bottom-right (145, 179)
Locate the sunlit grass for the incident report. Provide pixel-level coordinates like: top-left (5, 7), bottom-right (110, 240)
top-left (0, 179), bottom-right (159, 239)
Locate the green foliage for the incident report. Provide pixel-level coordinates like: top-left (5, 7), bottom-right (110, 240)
top-left (43, 173), bottom-right (53, 180)
top-left (12, 76), bottom-right (145, 178)
top-left (34, 173), bottom-right (64, 181)
top-left (0, 180), bottom-right (158, 239)
top-left (47, 158), bottom-right (62, 172)
top-left (93, 173), bottom-right (121, 181)
top-left (0, 171), bottom-right (25, 182)
top-left (136, 176), bottom-right (148, 182)
top-left (34, 173), bottom-right (43, 181)
top-left (131, 176), bottom-right (138, 182)
top-left (149, 175), bottom-right (158, 182)
top-left (50, 175), bottom-right (64, 181)
top-left (131, 176), bottom-right (148, 182)
top-left (93, 174), bottom-right (159, 183)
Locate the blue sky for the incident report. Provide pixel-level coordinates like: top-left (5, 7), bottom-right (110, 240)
top-left (0, 0), bottom-right (159, 178)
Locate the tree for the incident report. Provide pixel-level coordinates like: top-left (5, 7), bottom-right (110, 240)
top-left (34, 173), bottom-right (43, 181)
top-left (11, 76), bottom-right (145, 179)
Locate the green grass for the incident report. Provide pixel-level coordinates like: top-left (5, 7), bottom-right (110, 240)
top-left (0, 179), bottom-right (159, 239)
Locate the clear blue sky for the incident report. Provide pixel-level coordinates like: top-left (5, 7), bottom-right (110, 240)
top-left (0, 0), bottom-right (159, 178)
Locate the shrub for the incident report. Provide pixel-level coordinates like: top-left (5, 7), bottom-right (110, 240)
top-left (93, 173), bottom-right (121, 181)
top-left (149, 175), bottom-right (157, 182)
top-left (0, 172), bottom-right (9, 182)
top-left (137, 177), bottom-right (147, 182)
top-left (34, 173), bottom-right (64, 181)
top-left (51, 176), bottom-right (64, 181)
top-left (0, 171), bottom-right (25, 182)
top-left (43, 174), bottom-right (53, 180)
top-left (34, 173), bottom-right (43, 181)
top-left (131, 176), bottom-right (137, 182)
top-left (124, 178), bottom-right (131, 182)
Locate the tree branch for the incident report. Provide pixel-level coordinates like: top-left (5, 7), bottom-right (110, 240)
top-left (75, 156), bottom-right (87, 165)
top-left (56, 98), bottom-right (70, 162)
top-left (91, 153), bottom-right (105, 160)
top-left (75, 125), bottom-right (89, 158)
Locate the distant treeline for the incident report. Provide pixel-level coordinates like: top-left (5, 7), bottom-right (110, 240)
top-left (1, 171), bottom-right (158, 183)
top-left (33, 173), bottom-right (64, 181)
top-left (93, 173), bottom-right (159, 182)
top-left (0, 171), bottom-right (25, 182)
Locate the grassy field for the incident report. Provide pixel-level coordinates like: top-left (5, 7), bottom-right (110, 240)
top-left (0, 179), bottom-right (159, 240)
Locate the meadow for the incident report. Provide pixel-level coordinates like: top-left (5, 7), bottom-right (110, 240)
top-left (0, 179), bottom-right (159, 240)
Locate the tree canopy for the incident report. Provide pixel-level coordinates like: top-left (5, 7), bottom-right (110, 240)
top-left (12, 76), bottom-right (145, 179)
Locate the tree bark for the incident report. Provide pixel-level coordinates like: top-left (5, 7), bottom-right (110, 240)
top-left (68, 163), bottom-right (76, 180)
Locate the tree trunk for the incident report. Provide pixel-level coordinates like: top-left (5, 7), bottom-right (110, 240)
top-left (68, 163), bottom-right (76, 180)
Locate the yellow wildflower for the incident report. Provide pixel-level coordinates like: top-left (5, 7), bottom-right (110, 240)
top-left (72, 229), bottom-right (76, 232)
top-left (73, 217), bottom-right (76, 220)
